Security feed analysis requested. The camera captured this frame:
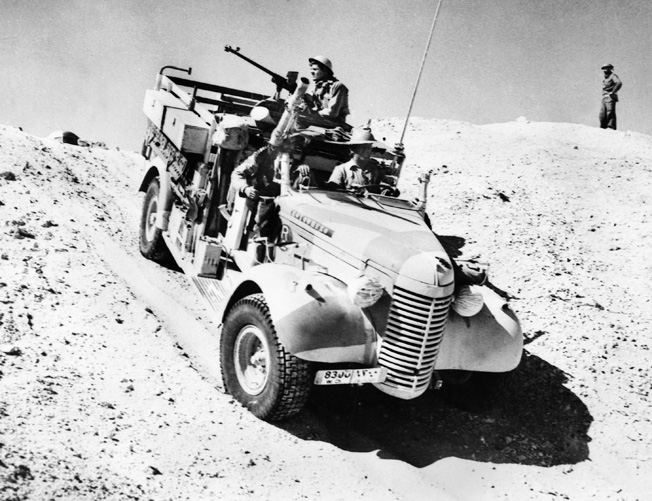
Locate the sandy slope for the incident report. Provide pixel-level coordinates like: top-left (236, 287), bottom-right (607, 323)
top-left (1, 120), bottom-right (651, 500)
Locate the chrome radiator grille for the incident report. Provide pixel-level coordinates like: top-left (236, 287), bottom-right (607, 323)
top-left (377, 286), bottom-right (451, 398)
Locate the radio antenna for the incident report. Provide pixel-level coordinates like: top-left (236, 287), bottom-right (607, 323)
top-left (399, 0), bottom-right (445, 144)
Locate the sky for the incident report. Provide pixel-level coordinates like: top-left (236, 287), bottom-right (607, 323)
top-left (2, 0), bottom-right (651, 151)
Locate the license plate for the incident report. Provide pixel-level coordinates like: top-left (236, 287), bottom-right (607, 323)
top-left (314, 367), bottom-right (387, 385)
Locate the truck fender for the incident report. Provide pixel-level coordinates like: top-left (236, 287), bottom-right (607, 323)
top-left (138, 158), bottom-right (173, 231)
top-left (435, 285), bottom-right (523, 372)
top-left (138, 159), bottom-right (164, 192)
top-left (228, 264), bottom-right (377, 364)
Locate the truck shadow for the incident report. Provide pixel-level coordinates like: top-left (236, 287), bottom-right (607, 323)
top-left (279, 351), bottom-right (592, 468)
top-left (436, 234), bottom-right (466, 258)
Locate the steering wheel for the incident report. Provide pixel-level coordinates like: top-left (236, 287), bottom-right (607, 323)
top-left (349, 183), bottom-right (400, 197)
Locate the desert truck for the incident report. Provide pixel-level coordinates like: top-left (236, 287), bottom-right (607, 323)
top-left (137, 51), bottom-right (523, 421)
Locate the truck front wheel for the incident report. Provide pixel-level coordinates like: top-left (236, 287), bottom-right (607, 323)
top-left (221, 294), bottom-right (312, 421)
top-left (139, 177), bottom-right (170, 264)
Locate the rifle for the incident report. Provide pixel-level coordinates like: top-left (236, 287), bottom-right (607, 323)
top-left (224, 45), bottom-right (298, 98)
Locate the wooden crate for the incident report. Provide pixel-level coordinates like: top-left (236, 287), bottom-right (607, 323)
top-left (143, 90), bottom-right (210, 155)
top-left (162, 107), bottom-right (209, 155)
top-left (142, 89), bottom-right (185, 128)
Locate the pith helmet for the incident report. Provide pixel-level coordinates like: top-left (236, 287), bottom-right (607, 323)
top-left (308, 55), bottom-right (333, 73)
top-left (601, 63), bottom-right (614, 69)
top-left (212, 116), bottom-right (249, 150)
top-left (348, 127), bottom-right (376, 145)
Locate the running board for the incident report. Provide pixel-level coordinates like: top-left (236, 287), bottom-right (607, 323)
top-left (191, 275), bottom-right (232, 317)
top-left (161, 229), bottom-right (237, 322)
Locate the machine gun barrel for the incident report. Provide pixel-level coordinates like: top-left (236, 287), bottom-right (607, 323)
top-left (224, 45), bottom-right (297, 95)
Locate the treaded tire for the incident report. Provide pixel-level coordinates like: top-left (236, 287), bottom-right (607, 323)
top-left (139, 177), bottom-right (171, 264)
top-left (221, 294), bottom-right (312, 421)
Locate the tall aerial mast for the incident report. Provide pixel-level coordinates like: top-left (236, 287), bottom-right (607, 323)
top-left (399, 0), bottom-right (445, 144)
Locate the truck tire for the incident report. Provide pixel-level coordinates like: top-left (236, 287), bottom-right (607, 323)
top-left (139, 177), bottom-right (171, 264)
top-left (221, 294), bottom-right (312, 421)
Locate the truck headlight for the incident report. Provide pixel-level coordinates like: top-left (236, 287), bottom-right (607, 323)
top-left (347, 275), bottom-right (384, 308)
top-left (451, 285), bottom-right (484, 317)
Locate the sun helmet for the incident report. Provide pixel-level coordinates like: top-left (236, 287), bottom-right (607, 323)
top-left (348, 127), bottom-right (376, 145)
top-left (212, 116), bottom-right (249, 150)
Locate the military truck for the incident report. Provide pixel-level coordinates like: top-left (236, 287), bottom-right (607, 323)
top-left (138, 51), bottom-right (523, 421)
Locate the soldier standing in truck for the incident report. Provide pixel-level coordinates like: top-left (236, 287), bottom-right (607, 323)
top-left (305, 56), bottom-right (350, 122)
top-left (229, 143), bottom-right (282, 264)
top-left (230, 140), bottom-right (310, 263)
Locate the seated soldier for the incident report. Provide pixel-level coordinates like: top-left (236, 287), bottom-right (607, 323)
top-left (327, 127), bottom-right (381, 191)
top-left (305, 55), bottom-right (350, 122)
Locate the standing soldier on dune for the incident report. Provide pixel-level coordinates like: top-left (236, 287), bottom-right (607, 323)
top-left (599, 63), bottom-right (622, 130)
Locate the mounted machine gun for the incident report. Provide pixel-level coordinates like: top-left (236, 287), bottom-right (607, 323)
top-left (224, 45), bottom-right (298, 99)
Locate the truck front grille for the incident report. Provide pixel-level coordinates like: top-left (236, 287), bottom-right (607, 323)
top-left (377, 286), bottom-right (451, 399)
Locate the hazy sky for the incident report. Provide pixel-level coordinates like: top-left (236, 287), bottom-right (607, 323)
top-left (3, 0), bottom-right (650, 150)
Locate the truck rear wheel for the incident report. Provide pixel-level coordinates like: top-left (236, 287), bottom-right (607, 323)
top-left (139, 177), bottom-right (171, 264)
top-left (221, 294), bottom-right (312, 421)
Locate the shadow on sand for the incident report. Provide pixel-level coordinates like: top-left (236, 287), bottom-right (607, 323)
top-left (280, 352), bottom-right (592, 468)
top-left (437, 234), bottom-right (467, 259)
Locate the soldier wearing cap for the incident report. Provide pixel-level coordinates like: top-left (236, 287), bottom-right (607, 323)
top-left (306, 55), bottom-right (350, 122)
top-left (600, 63), bottom-right (622, 130)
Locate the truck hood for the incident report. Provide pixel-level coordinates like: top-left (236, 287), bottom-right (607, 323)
top-left (277, 191), bottom-right (453, 285)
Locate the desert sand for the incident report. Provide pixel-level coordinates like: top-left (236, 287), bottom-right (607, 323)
top-left (1, 118), bottom-right (650, 500)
